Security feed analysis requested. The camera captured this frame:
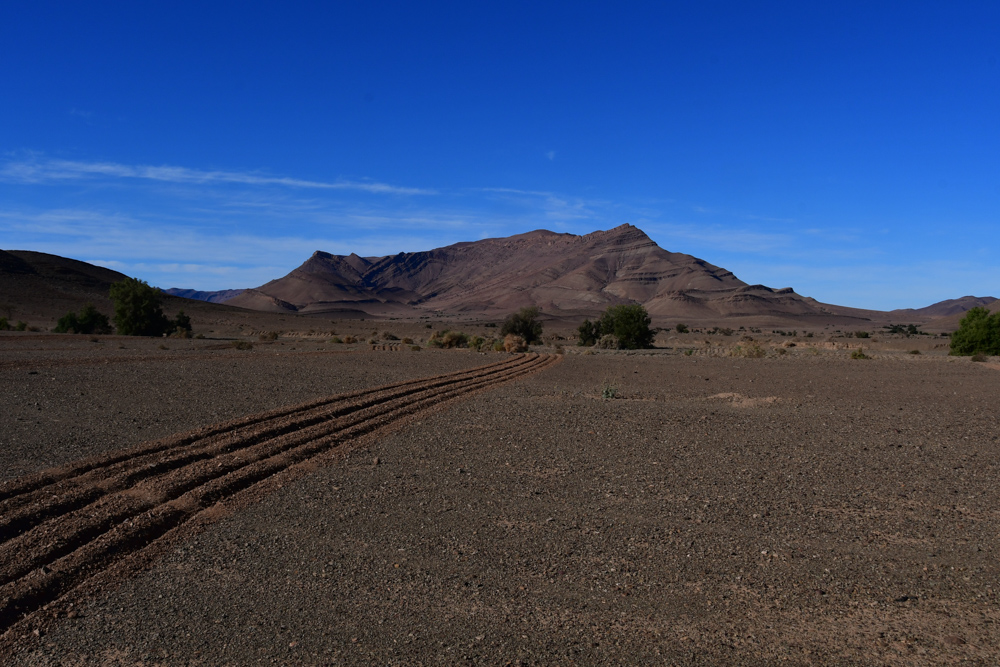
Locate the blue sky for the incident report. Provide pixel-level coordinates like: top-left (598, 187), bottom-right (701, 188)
top-left (1, 2), bottom-right (997, 310)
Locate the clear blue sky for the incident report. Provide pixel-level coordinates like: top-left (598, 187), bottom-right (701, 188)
top-left (2, 1), bottom-right (997, 309)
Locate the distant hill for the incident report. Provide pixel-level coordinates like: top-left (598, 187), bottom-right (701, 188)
top-left (162, 287), bottom-right (245, 303)
top-left (2, 239), bottom-right (995, 329)
top-left (226, 225), bottom-right (884, 324)
top-left (889, 296), bottom-right (997, 319)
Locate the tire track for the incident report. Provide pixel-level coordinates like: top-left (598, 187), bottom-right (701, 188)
top-left (0, 353), bottom-right (559, 638)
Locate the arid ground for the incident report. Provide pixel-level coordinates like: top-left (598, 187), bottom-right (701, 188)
top-left (1, 331), bottom-right (998, 665)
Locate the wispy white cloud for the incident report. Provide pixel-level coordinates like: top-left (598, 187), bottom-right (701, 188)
top-left (0, 157), bottom-right (434, 195)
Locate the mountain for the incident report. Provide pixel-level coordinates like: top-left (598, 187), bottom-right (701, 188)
top-left (224, 224), bottom-right (886, 323)
top-left (162, 288), bottom-right (245, 303)
top-left (889, 296), bottom-right (998, 320)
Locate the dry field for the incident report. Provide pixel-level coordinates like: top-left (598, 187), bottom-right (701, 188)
top-left (1, 332), bottom-right (999, 665)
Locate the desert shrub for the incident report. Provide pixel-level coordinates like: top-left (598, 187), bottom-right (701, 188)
top-left (503, 333), bottom-right (527, 352)
top-left (15, 321), bottom-right (28, 331)
top-left (971, 353), bottom-right (988, 362)
top-left (173, 310), bottom-right (192, 336)
top-left (484, 322), bottom-right (497, 328)
top-left (428, 330), bottom-right (469, 349)
top-left (195, 333), bottom-right (205, 339)
top-left (850, 348), bottom-right (870, 360)
top-left (0, 317), bottom-right (9, 331)
top-left (381, 331), bottom-right (399, 341)
top-left (675, 323), bottom-right (689, 333)
top-left (342, 335), bottom-right (357, 344)
top-left (854, 331), bottom-right (870, 339)
top-left (710, 327), bottom-right (734, 336)
top-left (730, 343), bottom-right (766, 358)
top-left (231, 340), bottom-right (253, 350)
top-left (259, 331), bottom-right (279, 341)
top-left (949, 307), bottom-right (1000, 356)
top-left (601, 382), bottom-right (618, 399)
top-left (554, 343), bottom-right (564, 354)
top-left (468, 335), bottom-right (486, 351)
top-left (577, 319), bottom-right (599, 347)
top-left (402, 337), bottom-right (413, 344)
top-left (110, 278), bottom-right (173, 336)
top-left (909, 349), bottom-right (921, 355)
top-left (596, 333), bottom-right (621, 350)
top-left (597, 304), bottom-right (654, 349)
top-left (501, 306), bottom-right (543, 344)
top-left (54, 304), bottom-right (113, 335)
top-left (330, 336), bottom-right (343, 344)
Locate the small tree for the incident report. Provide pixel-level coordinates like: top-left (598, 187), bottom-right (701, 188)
top-left (110, 278), bottom-right (172, 336)
top-left (577, 319), bottom-right (599, 346)
top-left (54, 303), bottom-right (112, 334)
top-left (578, 304), bottom-right (655, 350)
top-left (598, 304), bottom-right (654, 350)
top-left (675, 323), bottom-right (689, 333)
top-left (501, 306), bottom-right (543, 344)
top-left (950, 307), bottom-right (1000, 356)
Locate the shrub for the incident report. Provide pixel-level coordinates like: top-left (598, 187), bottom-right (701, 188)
top-left (428, 330), bottom-right (469, 349)
top-left (342, 335), bottom-right (357, 344)
top-left (854, 331), bottom-right (870, 339)
top-left (503, 334), bottom-right (527, 352)
top-left (501, 307), bottom-right (543, 344)
top-left (850, 348), bottom-right (870, 360)
top-left (909, 349), bottom-right (921, 355)
top-left (110, 278), bottom-right (178, 336)
top-left (260, 331), bottom-right (279, 341)
top-left (54, 304), bottom-right (113, 335)
top-left (492, 339), bottom-right (505, 352)
top-left (597, 304), bottom-right (654, 349)
top-left (15, 321), bottom-right (28, 331)
top-left (577, 319), bottom-right (599, 347)
top-left (601, 382), bottom-right (618, 399)
top-left (468, 335), bottom-right (486, 351)
top-left (950, 307), bottom-right (1000, 356)
top-left (596, 334), bottom-right (621, 349)
top-left (231, 340), bottom-right (254, 350)
top-left (0, 317), bottom-right (8, 331)
top-left (730, 343), bottom-right (766, 358)
top-left (971, 353), bottom-right (988, 362)
top-left (401, 337), bottom-right (413, 344)
top-left (675, 323), bottom-right (689, 333)
top-left (381, 331), bottom-right (399, 341)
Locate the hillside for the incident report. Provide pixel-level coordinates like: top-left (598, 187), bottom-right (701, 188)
top-left (226, 224), bottom-right (884, 324)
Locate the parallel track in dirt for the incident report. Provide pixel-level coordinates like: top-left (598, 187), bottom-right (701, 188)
top-left (0, 353), bottom-right (559, 639)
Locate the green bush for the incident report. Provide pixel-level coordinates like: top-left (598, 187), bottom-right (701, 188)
top-left (598, 304), bottom-right (654, 349)
top-left (110, 278), bottom-right (172, 336)
top-left (850, 348), bottom-right (870, 360)
top-left (950, 307), bottom-right (1000, 356)
top-left (0, 317), bottom-right (9, 331)
top-left (500, 307), bottom-right (543, 344)
top-left (675, 323), bottom-right (689, 333)
top-left (54, 304), bottom-right (112, 334)
top-left (577, 304), bottom-right (655, 350)
top-left (14, 321), bottom-right (27, 331)
top-left (109, 279), bottom-right (192, 336)
top-left (577, 319), bottom-right (599, 346)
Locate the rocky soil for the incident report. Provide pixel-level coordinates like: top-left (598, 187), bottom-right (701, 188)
top-left (2, 332), bottom-right (999, 665)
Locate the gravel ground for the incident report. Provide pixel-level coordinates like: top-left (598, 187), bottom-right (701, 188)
top-left (0, 334), bottom-right (485, 483)
top-left (4, 340), bottom-right (1000, 665)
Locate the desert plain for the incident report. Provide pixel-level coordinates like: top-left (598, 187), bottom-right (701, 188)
top-left (1, 326), bottom-right (998, 666)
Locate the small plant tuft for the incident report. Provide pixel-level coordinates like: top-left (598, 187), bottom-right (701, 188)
top-left (231, 340), bottom-right (254, 351)
top-left (850, 347), bottom-right (870, 360)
